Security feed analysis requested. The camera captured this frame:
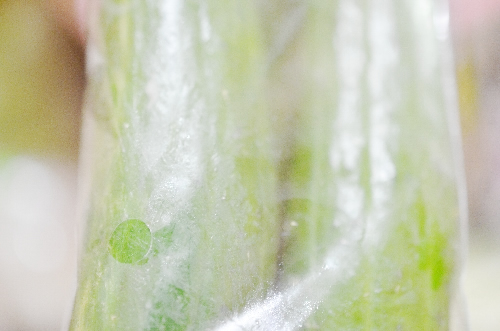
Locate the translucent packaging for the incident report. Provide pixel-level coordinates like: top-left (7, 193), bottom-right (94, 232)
top-left (70, 0), bottom-right (468, 329)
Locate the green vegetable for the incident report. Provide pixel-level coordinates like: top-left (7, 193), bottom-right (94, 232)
top-left (70, 0), bottom-right (466, 330)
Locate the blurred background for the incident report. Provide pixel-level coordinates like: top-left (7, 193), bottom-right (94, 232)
top-left (451, 0), bottom-right (500, 329)
top-left (0, 0), bottom-right (82, 330)
top-left (0, 0), bottom-right (499, 329)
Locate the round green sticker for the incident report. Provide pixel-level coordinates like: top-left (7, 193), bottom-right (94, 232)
top-left (108, 219), bottom-right (152, 264)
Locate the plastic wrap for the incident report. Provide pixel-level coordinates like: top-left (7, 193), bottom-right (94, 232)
top-left (70, 0), bottom-right (467, 329)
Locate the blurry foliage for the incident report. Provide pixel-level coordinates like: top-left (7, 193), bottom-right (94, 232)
top-left (456, 55), bottom-right (479, 135)
top-left (0, 0), bottom-right (84, 160)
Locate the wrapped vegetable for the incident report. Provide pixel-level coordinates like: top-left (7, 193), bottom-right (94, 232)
top-left (70, 0), bottom-right (467, 330)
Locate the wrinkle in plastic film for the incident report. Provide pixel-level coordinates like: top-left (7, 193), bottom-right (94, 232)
top-left (70, 0), bottom-right (467, 330)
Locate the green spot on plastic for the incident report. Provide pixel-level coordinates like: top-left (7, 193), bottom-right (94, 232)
top-left (108, 219), bottom-right (152, 264)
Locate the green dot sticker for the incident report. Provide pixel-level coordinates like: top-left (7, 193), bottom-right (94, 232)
top-left (108, 219), bottom-right (152, 264)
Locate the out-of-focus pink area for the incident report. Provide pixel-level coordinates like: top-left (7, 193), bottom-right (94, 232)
top-left (450, 0), bottom-right (500, 32)
top-left (47, 0), bottom-right (86, 44)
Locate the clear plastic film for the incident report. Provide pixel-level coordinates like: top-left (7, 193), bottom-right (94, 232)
top-left (70, 0), bottom-right (468, 330)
